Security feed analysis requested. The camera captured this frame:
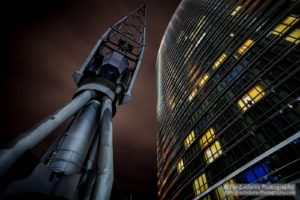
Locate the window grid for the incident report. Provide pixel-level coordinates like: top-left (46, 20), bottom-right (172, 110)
top-left (200, 128), bottom-right (216, 149)
top-left (199, 73), bottom-right (210, 87)
top-left (204, 141), bottom-right (223, 164)
top-left (213, 53), bottom-right (227, 69)
top-left (158, 0), bottom-right (248, 153)
top-left (165, 1), bottom-right (245, 122)
top-left (177, 159), bottom-right (185, 173)
top-left (231, 6), bottom-right (242, 17)
top-left (158, 4), bottom-right (206, 142)
top-left (193, 173), bottom-right (209, 196)
top-left (237, 84), bottom-right (265, 112)
top-left (203, 195), bottom-right (211, 200)
top-left (157, 1), bottom-right (300, 198)
top-left (234, 39), bottom-right (255, 59)
top-left (162, 47), bottom-right (284, 176)
top-left (284, 28), bottom-right (300, 44)
top-left (159, 15), bottom-right (273, 155)
top-left (188, 73), bottom-right (210, 101)
top-left (184, 130), bottom-right (196, 149)
top-left (189, 88), bottom-right (198, 101)
top-left (271, 15), bottom-right (299, 36)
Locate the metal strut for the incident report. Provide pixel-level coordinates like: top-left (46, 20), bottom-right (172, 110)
top-left (0, 90), bottom-right (95, 179)
top-left (92, 97), bottom-right (114, 200)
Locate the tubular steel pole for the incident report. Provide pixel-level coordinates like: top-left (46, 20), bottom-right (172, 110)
top-left (0, 90), bottom-right (96, 179)
top-left (79, 132), bottom-right (99, 200)
top-left (92, 97), bottom-right (114, 200)
top-left (47, 100), bottom-right (101, 175)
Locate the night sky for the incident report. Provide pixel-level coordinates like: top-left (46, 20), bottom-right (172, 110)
top-left (0, 0), bottom-right (181, 199)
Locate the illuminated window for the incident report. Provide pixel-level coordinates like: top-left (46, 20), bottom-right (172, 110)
top-left (237, 85), bottom-right (265, 112)
top-left (231, 6), bottom-right (242, 16)
top-left (177, 159), bottom-right (184, 173)
top-left (234, 39), bottom-right (254, 58)
top-left (171, 102), bottom-right (175, 110)
top-left (199, 73), bottom-right (209, 87)
top-left (215, 179), bottom-right (238, 200)
top-left (188, 88), bottom-right (198, 101)
top-left (161, 177), bottom-right (167, 188)
top-left (193, 173), bottom-right (208, 196)
top-left (213, 53), bottom-right (227, 69)
top-left (200, 128), bottom-right (215, 149)
top-left (204, 141), bottom-right (222, 164)
top-left (168, 97), bottom-right (176, 110)
top-left (184, 131), bottom-right (196, 149)
top-left (188, 73), bottom-right (209, 101)
top-left (244, 162), bottom-right (276, 183)
top-left (284, 28), bottom-right (300, 44)
top-left (271, 15), bottom-right (299, 36)
top-left (189, 65), bottom-right (202, 83)
top-left (203, 195), bottom-right (211, 200)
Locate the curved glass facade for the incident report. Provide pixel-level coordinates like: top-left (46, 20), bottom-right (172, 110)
top-left (156, 0), bottom-right (300, 199)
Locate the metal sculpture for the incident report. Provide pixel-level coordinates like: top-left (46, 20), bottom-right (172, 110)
top-left (0, 4), bottom-right (146, 200)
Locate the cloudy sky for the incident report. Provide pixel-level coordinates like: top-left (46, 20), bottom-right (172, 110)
top-left (0, 0), bottom-right (181, 199)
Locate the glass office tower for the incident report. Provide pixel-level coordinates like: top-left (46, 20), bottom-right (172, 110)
top-left (156, 0), bottom-right (300, 199)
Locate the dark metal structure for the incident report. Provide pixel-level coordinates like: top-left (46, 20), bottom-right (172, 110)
top-left (0, 4), bottom-right (146, 200)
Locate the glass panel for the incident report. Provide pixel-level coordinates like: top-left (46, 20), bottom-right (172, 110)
top-left (193, 173), bottom-right (208, 196)
top-left (271, 15), bottom-right (299, 36)
top-left (184, 130), bottom-right (196, 149)
top-left (213, 53), bottom-right (227, 69)
top-left (244, 162), bottom-right (274, 183)
top-left (205, 141), bottom-right (223, 164)
top-left (203, 195), bottom-right (211, 200)
top-left (283, 16), bottom-right (297, 25)
top-left (237, 84), bottom-right (265, 112)
top-left (231, 6), bottom-right (241, 16)
top-left (284, 28), bottom-right (300, 44)
top-left (234, 39), bottom-right (254, 58)
top-left (177, 159), bottom-right (184, 173)
top-left (245, 171), bottom-right (256, 183)
top-left (189, 88), bottom-right (198, 101)
top-left (272, 24), bottom-right (288, 35)
top-left (253, 165), bottom-right (265, 178)
top-left (200, 128), bottom-right (215, 149)
top-left (188, 73), bottom-right (210, 101)
top-left (199, 73), bottom-right (209, 86)
top-left (237, 100), bottom-right (246, 112)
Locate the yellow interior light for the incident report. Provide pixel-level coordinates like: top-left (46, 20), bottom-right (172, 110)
top-left (184, 130), bottom-right (196, 149)
top-left (231, 6), bottom-right (241, 16)
top-left (204, 141), bottom-right (222, 164)
top-left (200, 128), bottom-right (215, 149)
top-left (237, 85), bottom-right (265, 112)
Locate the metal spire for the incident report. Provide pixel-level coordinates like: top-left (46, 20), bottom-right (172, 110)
top-left (73, 4), bottom-right (146, 106)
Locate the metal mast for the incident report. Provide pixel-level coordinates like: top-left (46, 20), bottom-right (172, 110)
top-left (0, 4), bottom-right (146, 200)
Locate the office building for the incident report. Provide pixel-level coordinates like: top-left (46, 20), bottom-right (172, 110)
top-left (157, 0), bottom-right (300, 199)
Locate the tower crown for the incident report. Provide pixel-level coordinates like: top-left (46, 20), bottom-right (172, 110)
top-left (73, 4), bottom-right (146, 104)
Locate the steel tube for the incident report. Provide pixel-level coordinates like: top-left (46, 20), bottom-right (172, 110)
top-left (0, 90), bottom-right (96, 179)
top-left (47, 100), bottom-right (101, 175)
top-left (78, 132), bottom-right (99, 200)
top-left (92, 97), bottom-right (114, 200)
top-left (84, 131), bottom-right (100, 171)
